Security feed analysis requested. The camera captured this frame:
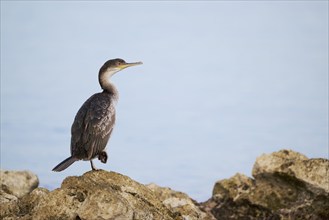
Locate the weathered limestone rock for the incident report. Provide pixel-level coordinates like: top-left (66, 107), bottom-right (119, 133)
top-left (0, 189), bottom-right (18, 204)
top-left (1, 171), bottom-right (181, 220)
top-left (253, 149), bottom-right (329, 192)
top-left (201, 149), bottom-right (329, 219)
top-left (212, 173), bottom-right (254, 198)
top-left (147, 183), bottom-right (215, 220)
top-left (201, 173), bottom-right (279, 219)
top-left (2, 149), bottom-right (328, 219)
top-left (0, 170), bottom-right (39, 199)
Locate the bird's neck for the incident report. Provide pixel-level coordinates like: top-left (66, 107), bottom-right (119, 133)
top-left (99, 77), bottom-right (119, 101)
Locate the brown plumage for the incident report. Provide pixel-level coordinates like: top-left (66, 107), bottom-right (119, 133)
top-left (52, 58), bottom-right (142, 172)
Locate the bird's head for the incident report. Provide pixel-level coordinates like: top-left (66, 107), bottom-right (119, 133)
top-left (99, 58), bottom-right (143, 78)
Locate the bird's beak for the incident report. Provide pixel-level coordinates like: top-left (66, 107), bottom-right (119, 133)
top-left (120, 61), bottom-right (143, 70)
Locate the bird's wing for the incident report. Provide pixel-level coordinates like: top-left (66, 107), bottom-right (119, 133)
top-left (71, 93), bottom-right (115, 159)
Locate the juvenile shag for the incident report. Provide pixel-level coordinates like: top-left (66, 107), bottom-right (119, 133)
top-left (52, 58), bottom-right (142, 172)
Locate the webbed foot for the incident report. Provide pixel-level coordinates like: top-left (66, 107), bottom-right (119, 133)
top-left (98, 151), bottom-right (108, 164)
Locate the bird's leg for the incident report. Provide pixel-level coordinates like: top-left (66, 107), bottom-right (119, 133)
top-left (98, 151), bottom-right (108, 163)
top-left (90, 160), bottom-right (98, 171)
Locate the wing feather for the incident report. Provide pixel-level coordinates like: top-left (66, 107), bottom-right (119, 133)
top-left (70, 92), bottom-right (115, 160)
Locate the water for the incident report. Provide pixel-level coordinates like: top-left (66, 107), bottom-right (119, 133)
top-left (1, 1), bottom-right (328, 201)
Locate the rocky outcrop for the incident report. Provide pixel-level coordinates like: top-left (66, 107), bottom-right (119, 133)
top-left (201, 149), bottom-right (329, 219)
top-left (0, 170), bottom-right (39, 203)
top-left (1, 169), bottom-right (215, 220)
top-left (146, 183), bottom-right (215, 220)
top-left (1, 171), bottom-right (182, 220)
top-left (1, 149), bottom-right (328, 220)
top-left (253, 149), bottom-right (329, 193)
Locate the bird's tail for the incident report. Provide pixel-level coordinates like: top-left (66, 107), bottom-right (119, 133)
top-left (52, 156), bottom-right (79, 172)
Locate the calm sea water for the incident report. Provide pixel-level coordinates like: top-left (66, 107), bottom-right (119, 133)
top-left (1, 66), bottom-right (328, 201)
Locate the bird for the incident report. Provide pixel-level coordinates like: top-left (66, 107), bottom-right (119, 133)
top-left (52, 58), bottom-right (142, 172)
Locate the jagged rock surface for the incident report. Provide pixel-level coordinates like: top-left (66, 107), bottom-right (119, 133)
top-left (147, 183), bottom-right (215, 220)
top-left (0, 170), bottom-right (39, 202)
top-left (1, 171), bottom-right (181, 220)
top-left (253, 149), bottom-right (329, 193)
top-left (201, 149), bottom-right (329, 219)
top-left (1, 149), bottom-right (328, 220)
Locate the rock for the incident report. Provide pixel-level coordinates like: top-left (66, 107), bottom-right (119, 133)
top-left (200, 173), bottom-right (279, 219)
top-left (146, 183), bottom-right (215, 220)
top-left (0, 170), bottom-right (39, 198)
top-left (212, 173), bottom-right (254, 198)
top-left (1, 170), bottom-right (181, 220)
top-left (0, 190), bottom-right (18, 204)
top-left (201, 149), bottom-right (329, 219)
top-left (2, 149), bottom-right (328, 219)
top-left (253, 149), bottom-right (329, 193)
